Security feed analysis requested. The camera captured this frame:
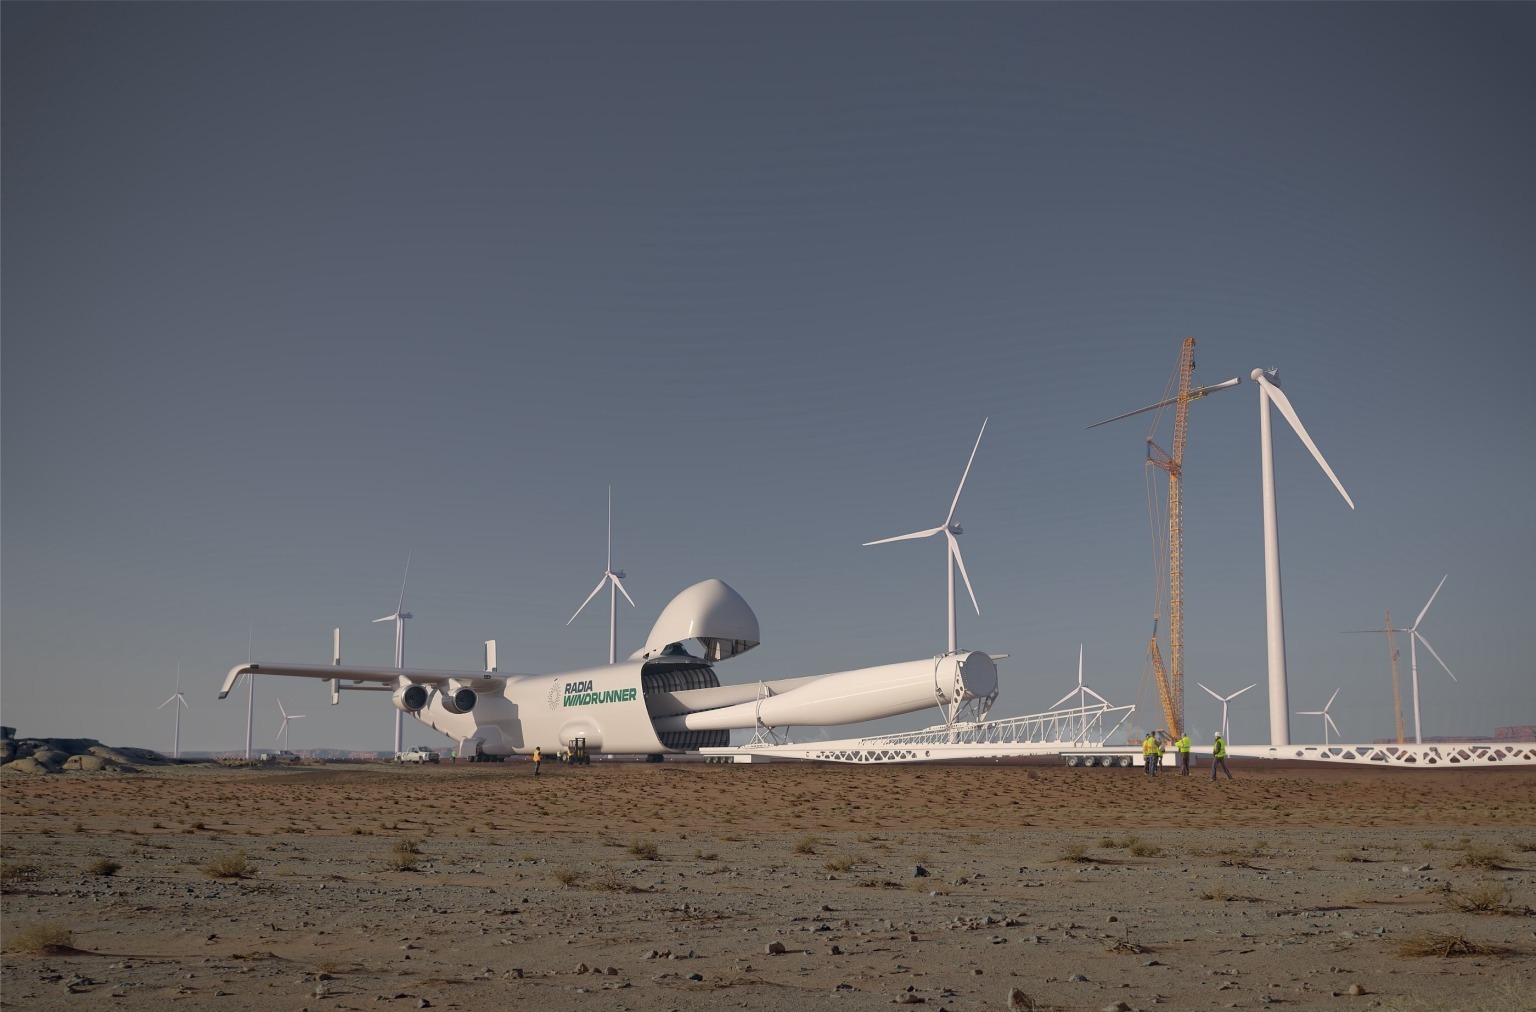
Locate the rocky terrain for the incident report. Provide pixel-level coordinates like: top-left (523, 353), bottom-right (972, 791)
top-left (2, 758), bottom-right (1534, 1011)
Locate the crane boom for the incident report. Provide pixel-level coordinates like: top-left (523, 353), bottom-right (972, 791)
top-left (1089, 339), bottom-right (1239, 740)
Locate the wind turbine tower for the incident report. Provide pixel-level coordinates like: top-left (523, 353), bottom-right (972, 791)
top-left (1198, 681), bottom-right (1257, 742)
top-left (1252, 368), bottom-right (1355, 747)
top-left (158, 664), bottom-right (190, 759)
top-left (864, 418), bottom-right (988, 654)
top-left (568, 486), bottom-right (636, 664)
top-left (374, 554), bottom-right (412, 754)
top-left (1347, 577), bottom-right (1459, 745)
top-left (1297, 687), bottom-right (1343, 746)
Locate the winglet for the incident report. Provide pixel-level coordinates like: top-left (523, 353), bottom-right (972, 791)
top-left (220, 663), bottom-right (253, 699)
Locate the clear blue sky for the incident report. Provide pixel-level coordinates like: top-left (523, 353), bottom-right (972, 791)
top-left (4, 4), bottom-right (1532, 754)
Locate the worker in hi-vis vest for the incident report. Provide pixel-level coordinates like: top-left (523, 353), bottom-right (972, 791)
top-left (1142, 731), bottom-right (1161, 777)
top-left (1211, 733), bottom-right (1233, 781)
top-left (1176, 732), bottom-right (1193, 776)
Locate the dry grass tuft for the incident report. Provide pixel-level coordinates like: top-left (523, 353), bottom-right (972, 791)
top-left (385, 839), bottom-right (422, 872)
top-left (793, 835), bottom-right (819, 855)
top-left (1437, 881), bottom-right (1533, 916)
top-left (552, 866), bottom-right (584, 887)
top-left (628, 839), bottom-right (659, 861)
top-left (1396, 930), bottom-right (1514, 959)
top-left (201, 851), bottom-right (252, 879)
top-left (1452, 844), bottom-right (1507, 869)
top-left (1058, 842), bottom-right (1093, 863)
top-left (86, 858), bottom-right (122, 877)
top-left (0, 861), bottom-right (43, 887)
top-left (6, 922), bottom-right (75, 953)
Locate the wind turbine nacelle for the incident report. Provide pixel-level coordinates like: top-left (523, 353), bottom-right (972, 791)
top-left (393, 684), bottom-right (429, 713)
top-left (438, 685), bottom-right (478, 715)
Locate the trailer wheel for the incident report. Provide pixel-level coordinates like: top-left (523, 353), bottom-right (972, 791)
top-left (1065, 755), bottom-right (1082, 767)
top-left (1118, 755), bottom-right (1134, 768)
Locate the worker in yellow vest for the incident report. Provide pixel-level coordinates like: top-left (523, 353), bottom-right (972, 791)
top-left (1211, 733), bottom-right (1233, 781)
top-left (1176, 732), bottom-right (1193, 776)
top-left (1142, 731), bottom-right (1161, 777)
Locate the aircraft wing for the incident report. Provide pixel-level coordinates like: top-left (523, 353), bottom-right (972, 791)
top-left (219, 662), bottom-right (510, 699)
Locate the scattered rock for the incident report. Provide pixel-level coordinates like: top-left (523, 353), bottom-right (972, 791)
top-left (765, 941), bottom-right (786, 955)
top-left (1007, 988), bottom-right (1035, 1011)
top-left (1348, 983), bottom-right (1366, 996)
top-left (913, 865), bottom-right (929, 877)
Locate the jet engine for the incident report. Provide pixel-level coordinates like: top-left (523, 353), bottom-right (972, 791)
top-left (438, 684), bottom-right (478, 715)
top-left (392, 683), bottom-right (429, 713)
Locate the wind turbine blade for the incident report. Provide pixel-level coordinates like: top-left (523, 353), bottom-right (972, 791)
top-left (1086, 396), bottom-right (1178, 430)
top-left (1414, 632), bottom-right (1458, 682)
top-left (946, 531), bottom-right (981, 615)
top-left (1229, 683), bottom-right (1258, 699)
top-left (612, 574), bottom-right (636, 608)
top-left (1255, 372), bottom-right (1355, 509)
top-left (1325, 687), bottom-right (1341, 711)
top-left (1198, 682), bottom-right (1224, 701)
top-left (606, 485), bottom-right (613, 571)
top-left (1050, 689), bottom-right (1079, 710)
top-left (159, 695), bottom-right (178, 709)
top-left (944, 418), bottom-right (988, 525)
top-left (1083, 687), bottom-right (1112, 706)
top-left (863, 526), bottom-right (944, 547)
top-left (373, 614), bottom-right (396, 624)
top-left (567, 577), bottom-right (609, 625)
top-left (278, 700), bottom-right (289, 718)
top-left (396, 551), bottom-right (412, 615)
top-left (1325, 712), bottom-right (1341, 737)
top-left (177, 695), bottom-right (190, 710)
top-left (1297, 709), bottom-right (1322, 716)
top-left (1078, 644), bottom-right (1084, 685)
top-left (1414, 575), bottom-right (1449, 629)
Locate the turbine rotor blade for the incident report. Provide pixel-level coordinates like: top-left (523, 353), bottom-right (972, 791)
top-left (863, 526), bottom-right (945, 547)
top-left (612, 574), bottom-right (636, 608)
top-left (567, 576), bottom-right (609, 625)
top-left (1414, 631), bottom-right (1458, 682)
top-left (945, 531), bottom-right (981, 615)
top-left (373, 614), bottom-right (396, 624)
top-left (1230, 683), bottom-right (1258, 699)
top-left (1325, 687), bottom-right (1341, 710)
top-left (396, 551), bottom-right (412, 615)
top-left (1254, 372), bottom-right (1355, 509)
top-left (1050, 689), bottom-right (1078, 710)
top-left (1325, 712), bottom-right (1341, 737)
top-left (1414, 574), bottom-right (1449, 629)
top-left (159, 695), bottom-right (178, 709)
top-left (945, 418), bottom-right (988, 526)
top-left (1083, 687), bottom-right (1112, 706)
top-left (1198, 682), bottom-right (1223, 701)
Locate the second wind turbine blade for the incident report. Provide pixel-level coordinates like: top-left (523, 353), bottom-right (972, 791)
top-left (1256, 374), bottom-right (1355, 509)
top-left (568, 576), bottom-right (610, 625)
top-left (863, 526), bottom-right (944, 547)
top-left (946, 531), bottom-right (981, 615)
top-left (945, 418), bottom-right (988, 525)
top-left (1414, 632), bottom-right (1459, 682)
top-left (612, 574), bottom-right (637, 608)
top-left (1415, 575), bottom-right (1449, 629)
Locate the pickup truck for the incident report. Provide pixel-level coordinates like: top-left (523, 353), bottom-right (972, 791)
top-left (394, 746), bottom-right (439, 764)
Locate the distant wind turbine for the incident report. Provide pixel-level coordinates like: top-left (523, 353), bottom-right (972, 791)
top-left (374, 553), bottom-right (413, 754)
top-left (864, 418), bottom-right (988, 654)
top-left (568, 486), bottom-right (636, 664)
top-left (158, 664), bottom-right (190, 759)
top-left (1252, 368), bottom-right (1355, 747)
top-left (1198, 681), bottom-right (1258, 742)
top-left (1296, 687), bottom-right (1343, 746)
top-left (1051, 645), bottom-right (1110, 710)
top-left (1347, 575), bottom-right (1459, 745)
top-left (275, 699), bottom-right (305, 751)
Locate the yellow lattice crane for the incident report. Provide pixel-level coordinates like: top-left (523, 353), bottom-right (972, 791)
top-left (1089, 338), bottom-right (1240, 739)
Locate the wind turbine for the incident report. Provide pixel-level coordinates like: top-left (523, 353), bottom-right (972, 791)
top-left (864, 418), bottom-right (987, 654)
top-left (275, 699), bottom-right (305, 752)
top-left (1347, 576), bottom-right (1458, 745)
top-left (1197, 681), bottom-right (1257, 742)
top-left (374, 553), bottom-right (412, 754)
top-left (568, 486), bottom-right (636, 664)
top-left (1051, 645), bottom-right (1110, 710)
top-left (241, 623), bottom-right (255, 759)
top-left (1296, 687), bottom-right (1343, 746)
top-left (158, 664), bottom-right (189, 759)
top-left (1252, 368), bottom-right (1355, 747)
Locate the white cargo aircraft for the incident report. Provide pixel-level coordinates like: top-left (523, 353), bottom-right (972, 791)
top-left (221, 579), bottom-right (998, 758)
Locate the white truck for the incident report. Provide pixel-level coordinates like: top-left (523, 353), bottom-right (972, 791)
top-left (394, 746), bottom-right (439, 764)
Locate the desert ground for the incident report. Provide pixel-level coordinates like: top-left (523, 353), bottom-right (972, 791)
top-left (3, 758), bottom-right (1534, 1012)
